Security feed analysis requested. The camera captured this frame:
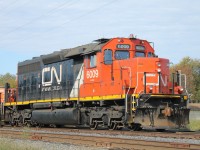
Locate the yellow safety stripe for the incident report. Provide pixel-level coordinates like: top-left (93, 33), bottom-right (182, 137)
top-left (80, 94), bottom-right (126, 101)
top-left (150, 95), bottom-right (181, 98)
top-left (4, 98), bottom-right (67, 106)
top-left (132, 94), bottom-right (182, 99)
top-left (4, 94), bottom-right (126, 106)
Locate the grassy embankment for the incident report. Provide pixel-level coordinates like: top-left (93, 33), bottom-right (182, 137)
top-left (188, 120), bottom-right (200, 131)
top-left (187, 103), bottom-right (200, 131)
top-left (0, 127), bottom-right (37, 150)
top-left (0, 138), bottom-right (37, 150)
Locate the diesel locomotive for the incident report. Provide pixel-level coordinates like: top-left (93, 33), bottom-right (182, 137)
top-left (0, 35), bottom-right (190, 130)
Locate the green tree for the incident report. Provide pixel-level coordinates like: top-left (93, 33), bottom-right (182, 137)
top-left (0, 73), bottom-right (17, 88)
top-left (170, 57), bottom-right (200, 102)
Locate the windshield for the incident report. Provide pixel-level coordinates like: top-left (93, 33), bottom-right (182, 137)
top-left (135, 51), bottom-right (145, 57)
top-left (115, 50), bottom-right (129, 60)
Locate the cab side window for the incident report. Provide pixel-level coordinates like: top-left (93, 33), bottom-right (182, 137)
top-left (104, 49), bottom-right (112, 65)
top-left (85, 53), bottom-right (97, 68)
top-left (90, 54), bottom-right (96, 68)
top-left (148, 52), bottom-right (154, 57)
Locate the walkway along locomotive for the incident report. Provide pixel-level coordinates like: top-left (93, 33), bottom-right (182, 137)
top-left (0, 36), bottom-right (190, 130)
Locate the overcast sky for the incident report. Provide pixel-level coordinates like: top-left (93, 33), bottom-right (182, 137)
top-left (0, 0), bottom-right (199, 74)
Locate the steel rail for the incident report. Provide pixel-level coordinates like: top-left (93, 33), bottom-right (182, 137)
top-left (0, 128), bottom-right (200, 150)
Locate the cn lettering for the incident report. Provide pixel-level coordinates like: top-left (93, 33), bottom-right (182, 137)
top-left (42, 65), bottom-right (62, 86)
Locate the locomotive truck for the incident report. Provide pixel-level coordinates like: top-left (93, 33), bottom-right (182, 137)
top-left (0, 35), bottom-right (190, 130)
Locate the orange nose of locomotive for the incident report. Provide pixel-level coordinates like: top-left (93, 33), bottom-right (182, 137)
top-left (133, 57), bottom-right (170, 95)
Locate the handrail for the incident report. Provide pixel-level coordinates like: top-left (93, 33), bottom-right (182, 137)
top-left (121, 66), bottom-right (132, 114)
top-left (181, 74), bottom-right (189, 96)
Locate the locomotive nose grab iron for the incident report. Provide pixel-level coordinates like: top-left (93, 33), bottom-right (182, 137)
top-left (0, 36), bottom-right (190, 130)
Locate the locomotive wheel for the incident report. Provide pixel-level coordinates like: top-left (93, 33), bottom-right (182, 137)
top-left (129, 123), bottom-right (142, 131)
top-left (109, 123), bottom-right (117, 130)
top-left (90, 119), bottom-right (99, 130)
top-left (56, 125), bottom-right (63, 128)
top-left (156, 129), bottom-right (165, 132)
top-left (25, 122), bottom-right (31, 127)
top-left (10, 121), bottom-right (16, 127)
top-left (116, 126), bottom-right (123, 130)
top-left (90, 122), bottom-right (98, 130)
top-left (17, 115), bottom-right (24, 127)
top-left (108, 119), bottom-right (118, 130)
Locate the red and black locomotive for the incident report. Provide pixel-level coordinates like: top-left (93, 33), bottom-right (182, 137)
top-left (1, 35), bottom-right (190, 130)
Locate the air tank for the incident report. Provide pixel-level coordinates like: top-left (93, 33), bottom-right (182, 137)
top-left (31, 108), bottom-right (79, 125)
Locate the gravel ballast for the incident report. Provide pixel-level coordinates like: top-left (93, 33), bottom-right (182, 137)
top-left (0, 137), bottom-right (108, 150)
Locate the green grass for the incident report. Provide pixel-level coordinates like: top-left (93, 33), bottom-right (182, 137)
top-left (187, 120), bottom-right (200, 131)
top-left (0, 138), bottom-right (38, 150)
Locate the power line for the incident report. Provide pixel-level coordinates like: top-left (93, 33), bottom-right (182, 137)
top-left (0, 0), bottom-right (80, 40)
top-left (60, 0), bottom-right (117, 27)
top-left (35, 0), bottom-right (118, 39)
top-left (27, 0), bottom-right (118, 37)
top-left (0, 0), bottom-right (118, 49)
top-left (0, 0), bottom-right (19, 13)
top-left (0, 0), bottom-right (32, 18)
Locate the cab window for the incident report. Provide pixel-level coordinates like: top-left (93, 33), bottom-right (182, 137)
top-left (135, 45), bottom-right (145, 57)
top-left (104, 49), bottom-right (112, 65)
top-left (85, 53), bottom-right (97, 68)
top-left (148, 52), bottom-right (154, 57)
top-left (115, 50), bottom-right (129, 60)
top-left (135, 52), bottom-right (145, 57)
top-left (90, 54), bottom-right (96, 68)
top-left (136, 45), bottom-right (145, 51)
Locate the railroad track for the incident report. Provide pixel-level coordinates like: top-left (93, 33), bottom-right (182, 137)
top-left (0, 127), bottom-right (200, 150)
top-left (9, 126), bottom-right (200, 140)
top-left (41, 127), bottom-right (200, 140)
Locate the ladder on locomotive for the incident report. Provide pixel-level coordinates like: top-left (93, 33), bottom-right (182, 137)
top-left (0, 102), bottom-right (4, 127)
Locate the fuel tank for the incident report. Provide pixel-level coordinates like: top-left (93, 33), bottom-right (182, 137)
top-left (31, 108), bottom-right (79, 125)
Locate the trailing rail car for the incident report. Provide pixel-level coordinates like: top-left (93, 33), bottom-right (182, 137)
top-left (0, 35), bottom-right (190, 130)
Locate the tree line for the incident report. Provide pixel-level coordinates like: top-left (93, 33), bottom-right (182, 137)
top-left (0, 73), bottom-right (17, 88)
top-left (170, 57), bottom-right (200, 102)
top-left (0, 57), bottom-right (199, 102)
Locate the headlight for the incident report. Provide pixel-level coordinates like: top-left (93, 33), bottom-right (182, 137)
top-left (157, 62), bottom-right (161, 67)
top-left (157, 68), bottom-right (161, 72)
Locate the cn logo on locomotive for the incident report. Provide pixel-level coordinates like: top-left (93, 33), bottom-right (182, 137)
top-left (42, 65), bottom-right (62, 86)
top-left (145, 73), bottom-right (167, 87)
